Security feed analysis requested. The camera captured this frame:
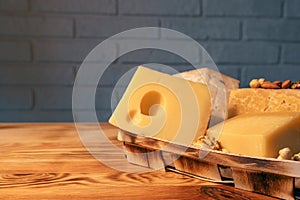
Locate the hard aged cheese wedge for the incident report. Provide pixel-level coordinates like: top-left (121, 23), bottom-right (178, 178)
top-left (174, 68), bottom-right (239, 90)
top-left (174, 68), bottom-right (239, 125)
top-left (207, 112), bottom-right (300, 158)
top-left (228, 88), bottom-right (300, 118)
top-left (109, 66), bottom-right (213, 146)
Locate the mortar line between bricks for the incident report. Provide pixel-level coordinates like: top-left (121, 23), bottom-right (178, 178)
top-left (0, 12), bottom-right (284, 20)
top-left (73, 66), bottom-right (78, 80)
top-left (281, 0), bottom-right (286, 18)
top-left (33, 85), bottom-right (115, 89)
top-left (199, 40), bottom-right (289, 45)
top-left (116, 0), bottom-right (119, 16)
top-left (239, 20), bottom-right (243, 40)
top-left (239, 39), bottom-right (300, 44)
top-left (278, 45), bottom-right (283, 64)
top-left (0, 61), bottom-right (32, 65)
top-left (28, 61), bottom-right (85, 64)
top-left (0, 12), bottom-right (118, 18)
top-left (27, 0), bottom-right (32, 12)
top-left (158, 19), bottom-right (162, 39)
top-left (28, 11), bottom-right (118, 16)
top-left (237, 67), bottom-right (242, 83)
top-left (285, 16), bottom-right (300, 19)
top-left (0, 62), bottom-right (78, 66)
top-left (75, 36), bottom-right (161, 40)
top-left (0, 35), bottom-right (77, 40)
top-left (201, 38), bottom-right (240, 42)
top-left (116, 13), bottom-right (207, 18)
top-left (30, 41), bottom-right (34, 63)
top-left (199, 15), bottom-right (284, 19)
top-left (0, 84), bottom-right (75, 87)
top-left (199, 0), bottom-right (203, 17)
top-left (73, 18), bottom-right (77, 38)
top-left (31, 88), bottom-right (36, 110)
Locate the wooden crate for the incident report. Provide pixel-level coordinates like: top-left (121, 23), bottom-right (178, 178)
top-left (118, 130), bottom-right (300, 200)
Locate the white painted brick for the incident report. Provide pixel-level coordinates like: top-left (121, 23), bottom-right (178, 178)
top-left (283, 44), bottom-right (300, 64)
top-left (285, 0), bottom-right (300, 18)
top-left (35, 86), bottom-right (117, 111)
top-left (0, 111), bottom-right (73, 122)
top-left (0, 16), bottom-right (73, 37)
top-left (162, 18), bottom-right (240, 40)
top-left (0, 0), bottom-right (28, 11)
top-left (0, 64), bottom-right (75, 85)
top-left (31, 0), bottom-right (116, 14)
top-left (204, 42), bottom-right (279, 64)
top-left (76, 16), bottom-right (159, 38)
top-left (118, 39), bottom-right (201, 64)
top-left (245, 19), bottom-right (300, 41)
top-left (0, 87), bottom-right (32, 110)
top-left (119, 0), bottom-right (201, 16)
top-left (33, 39), bottom-right (117, 62)
top-left (0, 41), bottom-right (31, 61)
top-left (204, 0), bottom-right (282, 17)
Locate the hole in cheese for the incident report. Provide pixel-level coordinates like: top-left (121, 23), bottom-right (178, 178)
top-left (140, 91), bottom-right (163, 116)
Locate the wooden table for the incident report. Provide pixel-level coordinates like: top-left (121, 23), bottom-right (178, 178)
top-left (0, 123), bottom-right (277, 199)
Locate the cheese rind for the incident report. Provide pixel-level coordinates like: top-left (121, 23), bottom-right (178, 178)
top-left (174, 68), bottom-right (239, 125)
top-left (228, 88), bottom-right (300, 118)
top-left (174, 68), bottom-right (239, 90)
top-left (109, 66), bottom-right (213, 145)
top-left (207, 112), bottom-right (300, 158)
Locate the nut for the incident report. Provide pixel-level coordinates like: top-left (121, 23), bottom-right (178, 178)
top-left (277, 147), bottom-right (292, 160)
top-left (261, 81), bottom-right (281, 89)
top-left (281, 80), bottom-right (291, 89)
top-left (273, 80), bottom-right (282, 87)
top-left (249, 79), bottom-right (260, 88)
top-left (194, 136), bottom-right (220, 150)
top-left (292, 152), bottom-right (300, 161)
top-left (258, 78), bottom-right (265, 85)
top-left (291, 81), bottom-right (300, 89)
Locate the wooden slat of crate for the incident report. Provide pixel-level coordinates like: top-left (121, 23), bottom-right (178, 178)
top-left (231, 168), bottom-right (294, 200)
top-left (119, 130), bottom-right (300, 178)
top-left (120, 130), bottom-right (300, 200)
top-left (173, 156), bottom-right (222, 181)
top-left (123, 142), bottom-right (149, 168)
top-left (147, 149), bottom-right (165, 169)
top-left (125, 142), bottom-right (222, 181)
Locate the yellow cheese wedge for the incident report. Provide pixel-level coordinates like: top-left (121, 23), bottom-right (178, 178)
top-left (207, 112), bottom-right (300, 158)
top-left (228, 88), bottom-right (300, 118)
top-left (174, 68), bottom-right (239, 125)
top-left (109, 66), bottom-right (213, 145)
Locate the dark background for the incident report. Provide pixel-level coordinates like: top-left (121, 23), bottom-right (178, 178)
top-left (0, 0), bottom-right (299, 122)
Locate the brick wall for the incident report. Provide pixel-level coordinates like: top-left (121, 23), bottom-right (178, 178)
top-left (0, 0), bottom-right (299, 122)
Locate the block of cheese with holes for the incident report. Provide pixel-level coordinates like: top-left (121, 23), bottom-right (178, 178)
top-left (109, 66), bottom-right (214, 146)
top-left (228, 88), bottom-right (300, 118)
top-left (207, 112), bottom-right (300, 158)
top-left (174, 68), bottom-right (239, 125)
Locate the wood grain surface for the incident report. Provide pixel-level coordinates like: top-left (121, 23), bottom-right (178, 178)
top-left (0, 123), bottom-right (278, 199)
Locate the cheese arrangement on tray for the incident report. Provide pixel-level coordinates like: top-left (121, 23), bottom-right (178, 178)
top-left (109, 66), bottom-right (300, 200)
